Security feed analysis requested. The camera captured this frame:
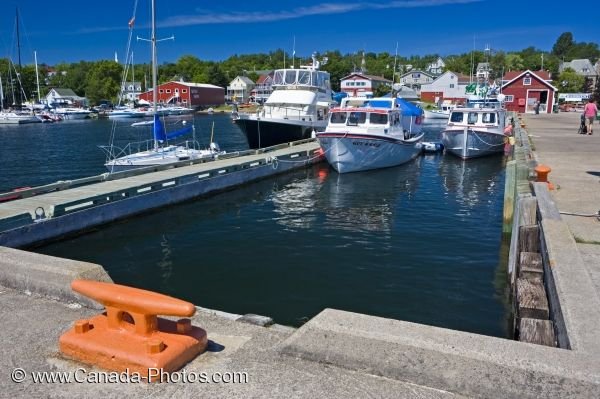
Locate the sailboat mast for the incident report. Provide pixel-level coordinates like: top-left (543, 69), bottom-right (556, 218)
top-left (151, 0), bottom-right (157, 116)
top-left (0, 73), bottom-right (4, 111)
top-left (16, 8), bottom-right (23, 108)
top-left (151, 0), bottom-right (158, 150)
top-left (34, 51), bottom-right (41, 103)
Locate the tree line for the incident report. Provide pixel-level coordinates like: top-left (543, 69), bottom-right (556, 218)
top-left (1, 32), bottom-right (598, 107)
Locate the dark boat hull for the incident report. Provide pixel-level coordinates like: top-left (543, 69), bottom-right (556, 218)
top-left (234, 118), bottom-right (318, 149)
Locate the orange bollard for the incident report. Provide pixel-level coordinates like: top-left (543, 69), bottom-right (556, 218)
top-left (60, 280), bottom-right (207, 381)
top-left (535, 164), bottom-right (555, 190)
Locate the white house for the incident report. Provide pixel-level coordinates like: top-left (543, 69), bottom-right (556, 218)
top-left (427, 57), bottom-right (445, 75)
top-left (398, 70), bottom-right (436, 94)
top-left (559, 59), bottom-right (598, 90)
top-left (120, 81), bottom-right (142, 103)
top-left (340, 73), bottom-right (392, 97)
top-left (419, 71), bottom-right (471, 103)
top-left (45, 88), bottom-right (87, 107)
top-left (226, 76), bottom-right (255, 103)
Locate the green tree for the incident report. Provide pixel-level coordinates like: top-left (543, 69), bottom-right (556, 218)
top-left (505, 54), bottom-right (525, 71)
top-left (552, 32), bottom-right (574, 59)
top-left (557, 68), bottom-right (585, 92)
top-left (85, 61), bottom-right (123, 104)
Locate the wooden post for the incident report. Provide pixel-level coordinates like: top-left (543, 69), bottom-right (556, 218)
top-left (503, 160), bottom-right (517, 234)
top-left (518, 318), bottom-right (556, 346)
top-left (516, 278), bottom-right (549, 319)
top-left (519, 252), bottom-right (543, 281)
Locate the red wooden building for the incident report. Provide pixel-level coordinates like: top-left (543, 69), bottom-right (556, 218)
top-left (138, 81), bottom-right (224, 107)
top-left (501, 70), bottom-right (557, 114)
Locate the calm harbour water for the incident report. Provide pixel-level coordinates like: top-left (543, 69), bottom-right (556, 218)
top-left (1, 114), bottom-right (510, 337)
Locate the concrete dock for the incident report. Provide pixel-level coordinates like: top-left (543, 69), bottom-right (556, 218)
top-left (0, 141), bottom-right (322, 248)
top-left (1, 113), bottom-right (600, 397)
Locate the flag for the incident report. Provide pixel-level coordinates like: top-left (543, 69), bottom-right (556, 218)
top-left (128, 17), bottom-right (135, 28)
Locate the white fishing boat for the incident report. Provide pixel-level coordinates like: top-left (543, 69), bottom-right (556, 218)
top-left (316, 96), bottom-right (424, 173)
top-left (51, 107), bottom-right (91, 120)
top-left (441, 94), bottom-right (508, 159)
top-left (101, 0), bottom-right (222, 172)
top-left (423, 102), bottom-right (455, 120)
top-left (234, 53), bottom-right (334, 149)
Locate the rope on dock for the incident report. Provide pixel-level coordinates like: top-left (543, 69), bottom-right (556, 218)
top-left (559, 210), bottom-right (600, 218)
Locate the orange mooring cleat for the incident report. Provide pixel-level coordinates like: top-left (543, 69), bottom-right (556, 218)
top-left (59, 280), bottom-right (208, 381)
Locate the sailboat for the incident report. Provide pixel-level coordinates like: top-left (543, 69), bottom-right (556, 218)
top-left (0, 9), bottom-right (41, 125)
top-left (102, 0), bottom-right (223, 172)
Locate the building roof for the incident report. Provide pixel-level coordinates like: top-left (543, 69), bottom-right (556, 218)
top-left (559, 59), bottom-right (597, 76)
top-left (399, 70), bottom-right (435, 79)
top-left (341, 73), bottom-right (392, 83)
top-left (233, 76), bottom-right (255, 85)
top-left (501, 70), bottom-right (557, 91)
top-left (169, 81), bottom-right (223, 89)
top-left (256, 73), bottom-right (274, 84)
top-left (502, 70), bottom-right (551, 81)
top-left (50, 88), bottom-right (79, 97)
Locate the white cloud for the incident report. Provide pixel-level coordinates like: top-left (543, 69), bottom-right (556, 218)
top-left (161, 0), bottom-right (483, 27)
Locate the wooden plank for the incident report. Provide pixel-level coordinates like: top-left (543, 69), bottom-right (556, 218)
top-left (532, 182), bottom-right (561, 220)
top-left (517, 278), bottom-right (549, 320)
top-left (519, 318), bottom-right (556, 347)
top-left (503, 160), bottom-right (517, 234)
top-left (519, 197), bottom-right (537, 226)
top-left (519, 225), bottom-right (539, 254)
top-left (519, 252), bottom-right (543, 281)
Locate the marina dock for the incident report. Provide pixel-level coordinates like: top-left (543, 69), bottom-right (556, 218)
top-left (0, 141), bottom-right (322, 247)
top-left (1, 113), bottom-right (600, 397)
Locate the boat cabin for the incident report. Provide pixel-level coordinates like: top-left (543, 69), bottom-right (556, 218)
top-left (448, 110), bottom-right (502, 127)
top-left (328, 98), bottom-right (400, 130)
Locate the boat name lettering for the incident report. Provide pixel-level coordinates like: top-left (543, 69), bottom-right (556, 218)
top-left (352, 141), bottom-right (381, 148)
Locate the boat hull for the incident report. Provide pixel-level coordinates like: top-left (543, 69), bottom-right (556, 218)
top-left (234, 117), bottom-right (325, 149)
top-left (423, 109), bottom-right (449, 119)
top-left (317, 133), bottom-right (423, 173)
top-left (105, 147), bottom-right (220, 172)
top-left (442, 128), bottom-right (505, 159)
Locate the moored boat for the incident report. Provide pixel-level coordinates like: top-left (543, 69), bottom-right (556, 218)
top-left (441, 95), bottom-right (507, 159)
top-left (234, 53), bottom-right (334, 149)
top-left (101, 0), bottom-right (223, 172)
top-left (316, 96), bottom-right (424, 173)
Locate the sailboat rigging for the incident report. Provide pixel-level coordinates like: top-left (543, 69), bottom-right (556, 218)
top-left (101, 0), bottom-right (223, 172)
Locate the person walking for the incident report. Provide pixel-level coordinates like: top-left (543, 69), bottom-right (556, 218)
top-left (583, 98), bottom-right (598, 135)
top-left (534, 100), bottom-right (540, 115)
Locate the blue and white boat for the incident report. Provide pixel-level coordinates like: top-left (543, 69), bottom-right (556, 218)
top-left (316, 97), bottom-right (424, 173)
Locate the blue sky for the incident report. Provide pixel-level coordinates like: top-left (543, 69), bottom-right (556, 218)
top-left (2, 0), bottom-right (598, 66)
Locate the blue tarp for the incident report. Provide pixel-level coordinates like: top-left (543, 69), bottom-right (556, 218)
top-left (153, 114), bottom-right (193, 142)
top-left (365, 100), bottom-right (392, 108)
top-left (395, 98), bottom-right (423, 117)
top-left (332, 91), bottom-right (348, 104)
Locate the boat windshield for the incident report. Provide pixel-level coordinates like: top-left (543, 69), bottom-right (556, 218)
top-left (330, 112), bottom-right (347, 124)
top-left (450, 112), bottom-right (464, 123)
top-left (370, 113), bottom-right (388, 124)
top-left (482, 112), bottom-right (496, 123)
top-left (468, 112), bottom-right (479, 124)
top-left (347, 112), bottom-right (367, 126)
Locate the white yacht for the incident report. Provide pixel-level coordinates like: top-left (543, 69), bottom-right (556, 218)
top-left (234, 53), bottom-right (334, 149)
top-left (0, 111), bottom-right (41, 124)
top-left (52, 107), bottom-right (91, 120)
top-left (316, 96), bottom-right (424, 173)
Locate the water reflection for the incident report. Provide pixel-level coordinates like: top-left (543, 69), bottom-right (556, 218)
top-left (438, 155), bottom-right (505, 212)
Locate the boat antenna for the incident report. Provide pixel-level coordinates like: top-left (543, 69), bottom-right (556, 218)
top-left (470, 35), bottom-right (475, 84)
top-left (16, 8), bottom-right (23, 109)
top-left (392, 42), bottom-right (398, 95)
top-left (34, 50), bottom-right (41, 103)
top-left (292, 36), bottom-right (296, 68)
top-left (0, 73), bottom-right (4, 111)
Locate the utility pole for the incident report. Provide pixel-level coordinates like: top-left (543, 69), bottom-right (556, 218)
top-left (541, 53), bottom-right (544, 71)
